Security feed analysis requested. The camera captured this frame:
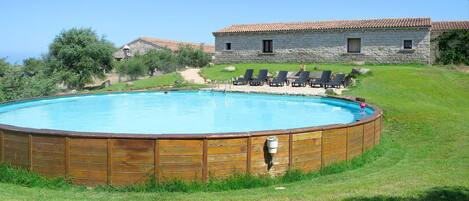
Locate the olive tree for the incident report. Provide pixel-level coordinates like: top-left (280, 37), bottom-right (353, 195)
top-left (142, 48), bottom-right (178, 76)
top-left (46, 28), bottom-right (115, 89)
top-left (176, 45), bottom-right (211, 68)
top-left (116, 56), bottom-right (147, 81)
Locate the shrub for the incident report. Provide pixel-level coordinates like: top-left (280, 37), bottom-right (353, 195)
top-left (0, 58), bottom-right (59, 102)
top-left (142, 48), bottom-right (178, 75)
top-left (176, 45), bottom-right (211, 68)
top-left (116, 56), bottom-right (147, 80)
top-left (435, 30), bottom-right (469, 65)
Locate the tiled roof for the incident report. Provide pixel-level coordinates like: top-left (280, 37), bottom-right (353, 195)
top-left (138, 37), bottom-right (215, 53)
top-left (432, 21), bottom-right (469, 31)
top-left (214, 18), bottom-right (432, 34)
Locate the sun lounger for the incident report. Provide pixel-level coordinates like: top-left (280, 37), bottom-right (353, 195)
top-left (233, 69), bottom-right (254, 85)
top-left (249, 69), bottom-right (269, 86)
top-left (310, 70), bottom-right (332, 87)
top-left (325, 74), bottom-right (346, 88)
top-left (269, 71), bottom-right (288, 87)
top-left (291, 71), bottom-right (310, 87)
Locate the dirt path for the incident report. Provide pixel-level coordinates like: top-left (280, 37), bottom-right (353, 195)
top-left (180, 68), bottom-right (205, 84)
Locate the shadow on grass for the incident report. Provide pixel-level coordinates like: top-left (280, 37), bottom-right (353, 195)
top-left (343, 186), bottom-right (469, 201)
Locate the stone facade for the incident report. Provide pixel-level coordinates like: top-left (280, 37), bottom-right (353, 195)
top-left (114, 37), bottom-right (215, 60)
top-left (114, 40), bottom-right (161, 59)
top-left (214, 28), bottom-right (431, 64)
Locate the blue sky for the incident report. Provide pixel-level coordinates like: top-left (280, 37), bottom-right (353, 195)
top-left (0, 0), bottom-right (468, 64)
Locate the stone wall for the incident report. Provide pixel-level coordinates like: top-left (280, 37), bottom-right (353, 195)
top-left (214, 28), bottom-right (431, 64)
top-left (114, 40), bottom-right (163, 59)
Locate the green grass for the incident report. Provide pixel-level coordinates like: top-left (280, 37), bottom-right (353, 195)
top-left (200, 63), bottom-right (426, 80)
top-left (1, 64), bottom-right (469, 200)
top-left (96, 72), bottom-right (206, 92)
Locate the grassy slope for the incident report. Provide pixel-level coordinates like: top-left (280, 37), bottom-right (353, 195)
top-left (0, 64), bottom-right (468, 200)
top-left (95, 72), bottom-right (205, 92)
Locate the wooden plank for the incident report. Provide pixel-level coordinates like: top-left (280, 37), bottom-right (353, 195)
top-left (250, 135), bottom-right (289, 176)
top-left (202, 139), bottom-right (208, 182)
top-left (68, 138), bottom-right (108, 186)
top-left (347, 125), bottom-right (364, 160)
top-left (65, 137), bottom-right (70, 179)
top-left (154, 140), bottom-right (159, 182)
top-left (3, 132), bottom-right (29, 169)
top-left (381, 116), bottom-right (384, 133)
top-left (29, 135), bottom-right (32, 170)
top-left (159, 155), bottom-right (203, 164)
top-left (0, 131), bottom-right (3, 163)
top-left (374, 117), bottom-right (382, 144)
top-left (363, 122), bottom-right (375, 151)
top-left (110, 139), bottom-right (154, 186)
top-left (31, 136), bottom-right (65, 178)
top-left (207, 138), bottom-right (247, 179)
top-left (107, 139), bottom-right (112, 185)
top-left (207, 146), bottom-right (247, 154)
top-left (322, 128), bottom-right (347, 166)
top-left (246, 136), bottom-right (252, 174)
top-left (293, 132), bottom-right (322, 141)
top-left (291, 131), bottom-right (322, 172)
top-left (158, 140), bottom-right (203, 182)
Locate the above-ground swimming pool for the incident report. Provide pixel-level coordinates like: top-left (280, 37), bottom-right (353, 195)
top-left (0, 91), bottom-right (382, 186)
top-left (0, 91), bottom-right (374, 134)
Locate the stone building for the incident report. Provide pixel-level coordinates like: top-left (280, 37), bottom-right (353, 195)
top-left (213, 18), bottom-right (468, 64)
top-left (114, 37), bottom-right (215, 60)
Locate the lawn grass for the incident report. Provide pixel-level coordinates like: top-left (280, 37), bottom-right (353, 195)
top-left (200, 63), bottom-right (426, 80)
top-left (96, 72), bottom-right (206, 92)
top-left (0, 64), bottom-right (468, 200)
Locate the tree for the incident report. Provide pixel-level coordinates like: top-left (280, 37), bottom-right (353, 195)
top-left (0, 58), bottom-right (10, 77)
top-left (22, 58), bottom-right (45, 76)
top-left (116, 56), bottom-right (147, 81)
top-left (142, 48), bottom-right (178, 76)
top-left (436, 30), bottom-right (469, 65)
top-left (46, 28), bottom-right (115, 89)
top-left (176, 45), bottom-right (211, 68)
top-left (0, 58), bottom-right (59, 102)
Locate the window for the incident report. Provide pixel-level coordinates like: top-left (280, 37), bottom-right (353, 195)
top-left (262, 40), bottom-right (273, 53)
top-left (225, 43), bottom-right (231, 50)
top-left (403, 40), bottom-right (412, 49)
top-left (347, 38), bottom-right (361, 53)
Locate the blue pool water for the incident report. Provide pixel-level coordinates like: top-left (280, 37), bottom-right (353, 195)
top-left (0, 91), bottom-right (374, 134)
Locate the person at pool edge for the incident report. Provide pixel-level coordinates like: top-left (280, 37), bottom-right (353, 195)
top-left (360, 102), bottom-right (367, 113)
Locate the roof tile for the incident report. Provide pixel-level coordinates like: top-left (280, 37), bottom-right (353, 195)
top-left (139, 37), bottom-right (214, 53)
top-left (214, 18), bottom-right (432, 34)
top-left (432, 21), bottom-right (469, 31)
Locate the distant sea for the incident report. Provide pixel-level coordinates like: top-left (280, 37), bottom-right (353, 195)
top-left (0, 52), bottom-right (41, 65)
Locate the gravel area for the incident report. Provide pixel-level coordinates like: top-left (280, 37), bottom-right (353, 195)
top-left (180, 68), bottom-right (205, 84)
top-left (208, 83), bottom-right (344, 96)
